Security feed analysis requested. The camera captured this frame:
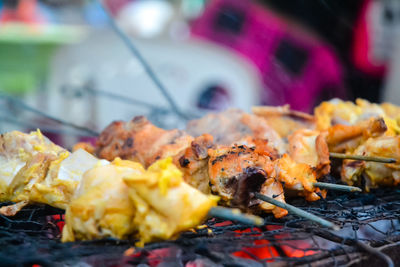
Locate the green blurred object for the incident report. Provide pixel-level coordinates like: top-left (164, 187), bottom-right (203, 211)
top-left (0, 23), bottom-right (86, 95)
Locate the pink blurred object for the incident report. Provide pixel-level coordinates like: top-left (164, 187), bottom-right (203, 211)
top-left (104, 0), bottom-right (131, 16)
top-left (0, 0), bottom-right (45, 24)
top-left (191, 0), bottom-right (346, 112)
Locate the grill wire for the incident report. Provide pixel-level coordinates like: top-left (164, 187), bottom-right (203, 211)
top-left (1, 3), bottom-right (400, 266)
top-left (1, 187), bottom-right (400, 266)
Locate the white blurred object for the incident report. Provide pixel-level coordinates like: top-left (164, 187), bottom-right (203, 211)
top-left (383, 32), bottom-right (400, 104)
top-left (366, 0), bottom-right (400, 64)
top-left (380, 0), bottom-right (400, 104)
top-left (117, 0), bottom-right (174, 38)
top-left (45, 28), bottom-right (262, 135)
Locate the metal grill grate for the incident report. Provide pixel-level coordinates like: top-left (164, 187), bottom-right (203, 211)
top-left (1, 188), bottom-right (400, 266)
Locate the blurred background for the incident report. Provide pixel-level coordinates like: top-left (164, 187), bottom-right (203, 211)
top-left (0, 0), bottom-right (399, 148)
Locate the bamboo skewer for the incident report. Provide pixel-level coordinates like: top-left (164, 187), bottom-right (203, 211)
top-left (210, 182), bottom-right (359, 227)
top-left (313, 182), bottom-right (362, 192)
top-left (208, 207), bottom-right (264, 226)
top-left (289, 182), bottom-right (362, 193)
top-left (254, 193), bottom-right (339, 230)
top-left (284, 182), bottom-right (362, 193)
top-left (329, 152), bottom-right (396, 163)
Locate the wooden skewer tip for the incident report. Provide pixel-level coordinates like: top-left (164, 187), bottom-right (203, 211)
top-left (329, 152), bottom-right (396, 164)
top-left (254, 193), bottom-right (339, 230)
top-left (208, 207), bottom-right (264, 226)
top-left (314, 182), bottom-right (362, 193)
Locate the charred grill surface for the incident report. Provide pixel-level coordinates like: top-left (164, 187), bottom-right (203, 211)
top-left (2, 187), bottom-right (400, 266)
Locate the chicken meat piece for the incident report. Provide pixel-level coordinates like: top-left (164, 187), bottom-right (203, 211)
top-left (252, 105), bottom-right (315, 138)
top-left (91, 117), bottom-right (282, 198)
top-left (62, 159), bottom-right (142, 242)
top-left (84, 116), bottom-right (324, 218)
top-left (315, 98), bottom-right (400, 135)
top-left (341, 136), bottom-right (400, 191)
top-left (356, 99), bottom-right (400, 135)
top-left (315, 99), bottom-right (366, 130)
top-left (381, 102), bottom-right (400, 121)
top-left (186, 109), bottom-right (287, 154)
top-left (0, 130), bottom-right (106, 214)
top-left (258, 177), bottom-right (288, 218)
top-left (0, 129), bottom-right (65, 200)
top-left (288, 129), bottom-right (330, 179)
top-left (276, 154), bottom-right (325, 202)
top-left (95, 116), bottom-right (193, 167)
top-left (62, 157), bottom-right (218, 245)
top-left (325, 117), bottom-right (387, 153)
top-left (174, 134), bottom-right (214, 194)
top-left (208, 143), bottom-right (287, 218)
top-left (85, 116), bottom-right (213, 193)
top-left (123, 157), bottom-right (219, 245)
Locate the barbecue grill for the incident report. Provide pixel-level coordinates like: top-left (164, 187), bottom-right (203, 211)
top-left (1, 187), bottom-right (399, 266)
top-left (1, 2), bottom-right (400, 267)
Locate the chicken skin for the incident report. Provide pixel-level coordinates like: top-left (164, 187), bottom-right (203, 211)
top-left (0, 130), bottom-right (106, 215)
top-left (62, 158), bottom-right (218, 245)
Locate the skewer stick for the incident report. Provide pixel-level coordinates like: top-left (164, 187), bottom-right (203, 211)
top-left (254, 193), bottom-right (339, 230)
top-left (208, 207), bottom-right (264, 226)
top-left (329, 152), bottom-right (396, 163)
top-left (313, 182), bottom-right (362, 192)
top-left (284, 182), bottom-right (361, 193)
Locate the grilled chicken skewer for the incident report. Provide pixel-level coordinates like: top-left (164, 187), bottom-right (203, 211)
top-left (0, 130), bottom-right (107, 215)
top-left (0, 130), bottom-right (262, 244)
top-left (79, 115), bottom-right (334, 219)
top-left (186, 110), bottom-right (330, 202)
top-left (77, 116), bottom-right (289, 217)
top-left (313, 98), bottom-right (400, 190)
top-left (186, 109), bottom-right (287, 154)
top-left (252, 101), bottom-right (399, 190)
top-left (341, 136), bottom-right (400, 191)
top-left (80, 114), bottom-right (359, 229)
top-left (63, 157), bottom-right (221, 245)
top-left (315, 98), bottom-right (400, 136)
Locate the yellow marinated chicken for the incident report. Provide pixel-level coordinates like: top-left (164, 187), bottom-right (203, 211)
top-left (62, 157), bottom-right (219, 245)
top-left (62, 159), bottom-right (143, 242)
top-left (123, 157), bottom-right (219, 245)
top-left (314, 99), bottom-right (400, 190)
top-left (356, 99), bottom-right (400, 135)
top-left (315, 98), bottom-right (400, 135)
top-left (288, 129), bottom-right (330, 179)
top-left (0, 130), bottom-right (106, 215)
top-left (380, 102), bottom-right (400, 122)
top-left (325, 117), bottom-right (388, 153)
top-left (0, 129), bottom-right (65, 200)
top-left (315, 99), bottom-right (364, 130)
top-left (341, 136), bottom-right (400, 191)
